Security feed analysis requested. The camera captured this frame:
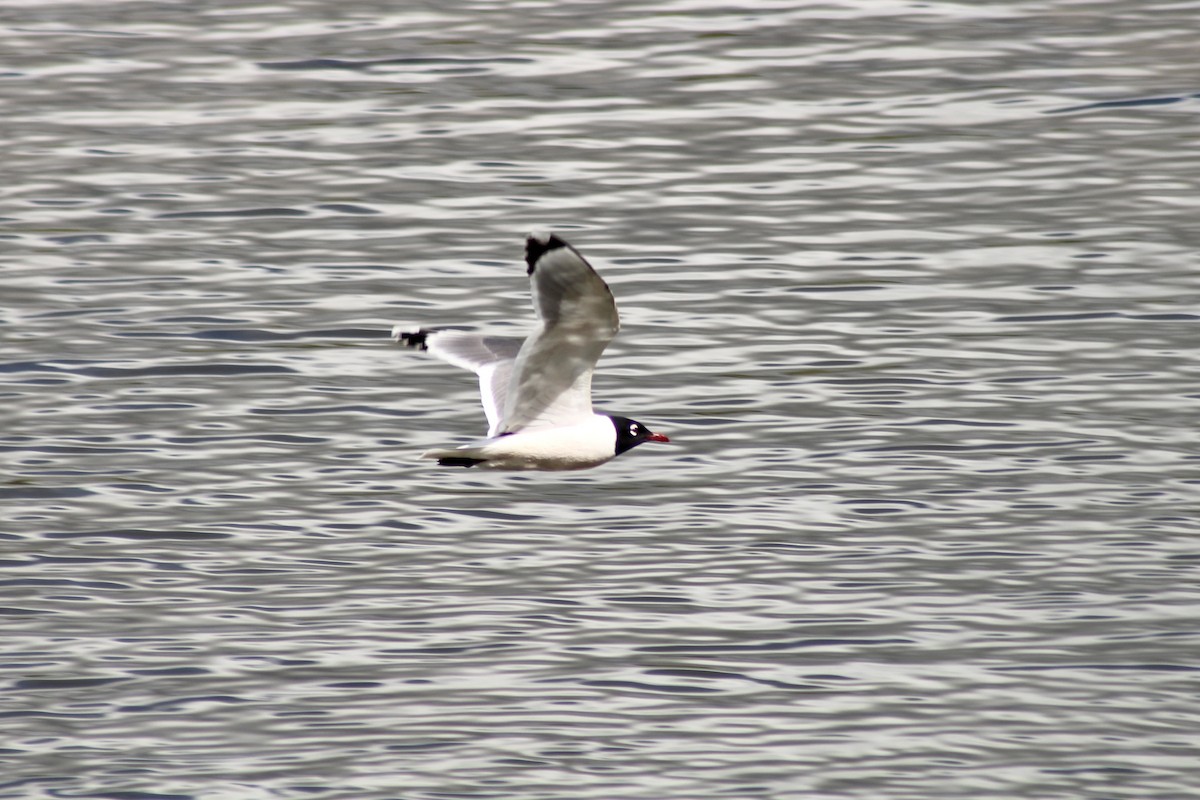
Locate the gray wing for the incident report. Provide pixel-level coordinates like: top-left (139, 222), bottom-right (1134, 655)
top-left (392, 326), bottom-right (525, 438)
top-left (499, 234), bottom-right (619, 433)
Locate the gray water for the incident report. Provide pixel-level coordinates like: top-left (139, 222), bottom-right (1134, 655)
top-left (3, 1), bottom-right (1199, 798)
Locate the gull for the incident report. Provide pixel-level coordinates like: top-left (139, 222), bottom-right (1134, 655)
top-left (393, 233), bottom-right (669, 470)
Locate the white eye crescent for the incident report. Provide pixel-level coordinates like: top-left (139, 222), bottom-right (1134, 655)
top-left (629, 423), bottom-right (640, 435)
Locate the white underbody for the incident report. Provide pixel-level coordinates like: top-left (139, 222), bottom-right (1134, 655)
top-left (421, 414), bottom-right (616, 471)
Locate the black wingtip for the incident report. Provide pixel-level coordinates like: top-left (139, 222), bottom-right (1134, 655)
top-left (525, 233), bottom-right (569, 275)
top-left (437, 456), bottom-right (486, 468)
top-left (395, 329), bottom-right (430, 350)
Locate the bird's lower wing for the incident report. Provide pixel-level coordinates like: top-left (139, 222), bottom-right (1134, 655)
top-left (393, 327), bottom-right (524, 437)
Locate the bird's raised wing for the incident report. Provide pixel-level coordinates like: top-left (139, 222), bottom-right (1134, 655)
top-left (499, 234), bottom-right (619, 433)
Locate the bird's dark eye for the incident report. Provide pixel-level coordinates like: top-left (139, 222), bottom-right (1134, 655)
top-left (629, 423), bottom-right (640, 435)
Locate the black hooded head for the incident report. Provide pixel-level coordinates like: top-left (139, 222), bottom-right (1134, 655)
top-left (609, 415), bottom-right (667, 456)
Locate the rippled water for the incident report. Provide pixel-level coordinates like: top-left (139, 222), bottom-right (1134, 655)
top-left (4, 1), bottom-right (1200, 798)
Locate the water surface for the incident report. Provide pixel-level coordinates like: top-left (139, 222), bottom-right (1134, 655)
top-left (3, 1), bottom-right (1199, 798)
